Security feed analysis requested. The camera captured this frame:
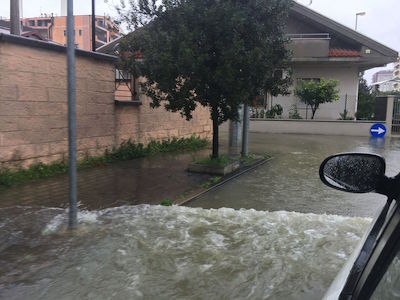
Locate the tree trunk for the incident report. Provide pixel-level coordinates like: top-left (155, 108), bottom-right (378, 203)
top-left (212, 111), bottom-right (219, 159)
top-left (311, 106), bottom-right (318, 119)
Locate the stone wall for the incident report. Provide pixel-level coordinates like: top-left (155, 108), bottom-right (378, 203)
top-left (115, 77), bottom-right (212, 145)
top-left (0, 39), bottom-right (212, 169)
top-left (219, 119), bottom-right (386, 137)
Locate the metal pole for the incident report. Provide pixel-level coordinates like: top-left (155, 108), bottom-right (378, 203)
top-left (10, 0), bottom-right (21, 35)
top-left (355, 15), bottom-right (358, 31)
top-left (92, 0), bottom-right (96, 52)
top-left (355, 12), bottom-right (366, 31)
top-left (242, 104), bottom-right (249, 157)
top-left (228, 105), bottom-right (243, 157)
top-left (67, 0), bottom-right (78, 229)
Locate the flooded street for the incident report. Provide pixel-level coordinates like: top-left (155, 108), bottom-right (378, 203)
top-left (188, 133), bottom-right (400, 217)
top-left (0, 206), bottom-right (370, 300)
top-left (0, 151), bottom-right (211, 210)
top-left (1, 133), bottom-right (400, 299)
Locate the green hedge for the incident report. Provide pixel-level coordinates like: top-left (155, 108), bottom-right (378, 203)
top-left (0, 136), bottom-right (209, 187)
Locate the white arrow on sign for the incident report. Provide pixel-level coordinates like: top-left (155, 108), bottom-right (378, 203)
top-left (371, 127), bottom-right (386, 135)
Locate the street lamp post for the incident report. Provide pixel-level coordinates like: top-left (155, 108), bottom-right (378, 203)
top-left (355, 12), bottom-right (366, 31)
top-left (67, 0), bottom-right (78, 229)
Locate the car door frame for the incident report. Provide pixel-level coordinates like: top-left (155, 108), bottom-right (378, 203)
top-left (351, 200), bottom-right (400, 299)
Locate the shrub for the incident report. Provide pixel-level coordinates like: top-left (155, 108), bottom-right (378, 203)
top-left (0, 136), bottom-right (209, 187)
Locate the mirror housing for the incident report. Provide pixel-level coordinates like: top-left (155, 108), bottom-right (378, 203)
top-left (319, 153), bottom-right (386, 194)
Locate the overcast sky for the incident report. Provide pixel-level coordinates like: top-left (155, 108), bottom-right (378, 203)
top-left (0, 0), bottom-right (399, 82)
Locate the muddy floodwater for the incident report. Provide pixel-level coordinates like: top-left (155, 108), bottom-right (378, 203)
top-left (0, 206), bottom-right (370, 300)
top-left (188, 134), bottom-right (400, 217)
top-left (1, 133), bottom-right (399, 299)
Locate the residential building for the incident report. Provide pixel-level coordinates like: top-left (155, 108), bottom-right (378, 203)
top-left (98, 2), bottom-right (398, 120)
top-left (21, 15), bottom-right (120, 50)
top-left (394, 58), bottom-right (400, 91)
top-left (277, 3), bottom-right (397, 119)
top-left (372, 70), bottom-right (395, 93)
top-left (0, 19), bottom-right (47, 41)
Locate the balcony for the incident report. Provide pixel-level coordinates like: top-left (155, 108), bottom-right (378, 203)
top-left (286, 33), bottom-right (330, 58)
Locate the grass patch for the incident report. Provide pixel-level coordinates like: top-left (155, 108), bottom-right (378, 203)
top-left (201, 176), bottom-right (222, 189)
top-left (160, 199), bottom-right (173, 206)
top-left (196, 155), bottom-right (234, 168)
top-left (0, 136), bottom-right (209, 188)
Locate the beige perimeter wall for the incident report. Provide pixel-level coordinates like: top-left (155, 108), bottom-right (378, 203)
top-left (221, 119), bottom-right (389, 137)
top-left (0, 42), bottom-right (212, 169)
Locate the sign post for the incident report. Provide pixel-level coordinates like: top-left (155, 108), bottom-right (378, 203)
top-left (370, 123), bottom-right (387, 138)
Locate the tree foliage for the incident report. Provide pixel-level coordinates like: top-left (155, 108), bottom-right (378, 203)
top-left (356, 77), bottom-right (376, 120)
top-left (116, 0), bottom-right (293, 157)
top-left (294, 78), bottom-right (339, 119)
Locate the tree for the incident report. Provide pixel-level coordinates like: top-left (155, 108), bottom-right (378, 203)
top-left (356, 77), bottom-right (376, 120)
top-left (294, 78), bottom-right (339, 119)
top-left (116, 0), bottom-right (292, 158)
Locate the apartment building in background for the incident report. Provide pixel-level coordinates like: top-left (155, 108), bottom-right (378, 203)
top-left (372, 69), bottom-right (395, 92)
top-left (21, 15), bottom-right (120, 50)
top-left (394, 58), bottom-right (400, 91)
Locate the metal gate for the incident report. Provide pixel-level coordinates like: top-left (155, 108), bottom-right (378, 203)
top-left (393, 97), bottom-right (400, 135)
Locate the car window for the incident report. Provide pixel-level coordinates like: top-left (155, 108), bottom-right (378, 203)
top-left (371, 249), bottom-right (400, 299)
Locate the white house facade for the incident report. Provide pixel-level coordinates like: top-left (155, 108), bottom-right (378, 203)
top-left (265, 3), bottom-right (398, 120)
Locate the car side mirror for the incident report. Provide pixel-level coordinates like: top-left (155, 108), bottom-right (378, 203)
top-left (319, 153), bottom-right (386, 194)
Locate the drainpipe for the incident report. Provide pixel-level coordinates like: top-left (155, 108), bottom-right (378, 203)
top-left (10, 0), bottom-right (21, 35)
top-left (92, 0), bottom-right (96, 51)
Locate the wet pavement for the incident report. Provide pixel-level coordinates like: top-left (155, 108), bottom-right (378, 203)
top-left (0, 151), bottom-right (212, 210)
top-left (187, 133), bottom-right (400, 217)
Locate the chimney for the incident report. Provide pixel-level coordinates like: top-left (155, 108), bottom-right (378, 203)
top-left (61, 0), bottom-right (67, 16)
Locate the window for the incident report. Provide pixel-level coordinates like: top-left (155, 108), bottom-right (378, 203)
top-left (79, 29), bottom-right (82, 36)
top-left (64, 30), bottom-right (66, 36)
top-left (371, 249), bottom-right (400, 299)
top-left (115, 69), bottom-right (139, 101)
top-left (97, 20), bottom-right (104, 27)
top-left (28, 20), bottom-right (35, 26)
top-left (37, 20), bottom-right (43, 26)
top-left (116, 69), bottom-right (132, 81)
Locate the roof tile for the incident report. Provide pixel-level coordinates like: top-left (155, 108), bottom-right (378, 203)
top-left (329, 48), bottom-right (361, 57)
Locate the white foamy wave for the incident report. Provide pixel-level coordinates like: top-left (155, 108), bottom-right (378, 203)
top-left (42, 210), bottom-right (101, 235)
top-left (3, 205), bottom-right (372, 300)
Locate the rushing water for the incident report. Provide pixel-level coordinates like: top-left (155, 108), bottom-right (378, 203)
top-left (188, 134), bottom-right (400, 217)
top-left (0, 205), bottom-right (371, 300)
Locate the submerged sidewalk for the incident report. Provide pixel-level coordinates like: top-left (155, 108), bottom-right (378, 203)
top-left (0, 150), bottom-right (212, 210)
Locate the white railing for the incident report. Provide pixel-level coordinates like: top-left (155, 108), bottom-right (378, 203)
top-left (286, 33), bottom-right (330, 39)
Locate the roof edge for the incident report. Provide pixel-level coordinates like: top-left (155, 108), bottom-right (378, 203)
top-left (0, 33), bottom-right (118, 62)
top-left (291, 2), bottom-right (398, 59)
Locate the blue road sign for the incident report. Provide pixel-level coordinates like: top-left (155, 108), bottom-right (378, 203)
top-left (370, 123), bottom-right (387, 138)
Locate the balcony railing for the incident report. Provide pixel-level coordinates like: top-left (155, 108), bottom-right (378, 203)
top-left (286, 33), bottom-right (330, 58)
top-left (286, 33), bottom-right (330, 39)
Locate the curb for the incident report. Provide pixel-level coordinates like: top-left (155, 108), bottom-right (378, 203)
top-left (179, 157), bottom-right (273, 206)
